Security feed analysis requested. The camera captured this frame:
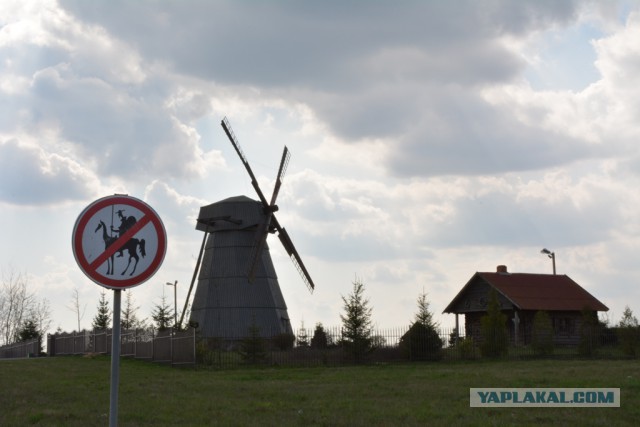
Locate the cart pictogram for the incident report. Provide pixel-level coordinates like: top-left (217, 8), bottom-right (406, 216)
top-left (72, 195), bottom-right (167, 289)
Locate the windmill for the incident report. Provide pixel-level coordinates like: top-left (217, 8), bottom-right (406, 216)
top-left (182, 117), bottom-right (315, 342)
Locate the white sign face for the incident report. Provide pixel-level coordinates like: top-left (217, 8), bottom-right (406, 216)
top-left (72, 195), bottom-right (167, 289)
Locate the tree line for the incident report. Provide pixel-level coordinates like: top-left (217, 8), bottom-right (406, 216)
top-left (4, 269), bottom-right (640, 361)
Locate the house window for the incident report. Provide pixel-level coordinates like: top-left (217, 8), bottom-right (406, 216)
top-left (552, 317), bottom-right (575, 335)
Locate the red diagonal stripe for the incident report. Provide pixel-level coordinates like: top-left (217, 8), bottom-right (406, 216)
top-left (89, 215), bottom-right (151, 271)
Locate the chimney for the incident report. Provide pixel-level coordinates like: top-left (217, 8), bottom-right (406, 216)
top-left (496, 265), bottom-right (508, 273)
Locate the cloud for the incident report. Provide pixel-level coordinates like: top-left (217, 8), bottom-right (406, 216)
top-left (0, 138), bottom-right (98, 205)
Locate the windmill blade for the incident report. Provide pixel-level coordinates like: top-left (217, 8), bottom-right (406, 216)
top-left (221, 117), bottom-right (270, 207)
top-left (270, 146), bottom-right (290, 206)
top-left (248, 147), bottom-right (290, 282)
top-left (246, 214), bottom-right (273, 282)
top-left (273, 216), bottom-right (315, 293)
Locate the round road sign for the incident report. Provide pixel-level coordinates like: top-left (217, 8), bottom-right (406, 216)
top-left (72, 195), bottom-right (167, 289)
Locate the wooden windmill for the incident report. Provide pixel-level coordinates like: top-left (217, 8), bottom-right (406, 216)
top-left (183, 117), bottom-right (315, 341)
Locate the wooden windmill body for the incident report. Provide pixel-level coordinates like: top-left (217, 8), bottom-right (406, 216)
top-left (186, 118), bottom-right (314, 341)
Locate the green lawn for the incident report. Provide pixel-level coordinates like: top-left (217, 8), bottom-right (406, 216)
top-left (1, 356), bottom-right (638, 426)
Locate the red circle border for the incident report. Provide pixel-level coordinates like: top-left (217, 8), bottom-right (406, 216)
top-left (72, 195), bottom-right (167, 289)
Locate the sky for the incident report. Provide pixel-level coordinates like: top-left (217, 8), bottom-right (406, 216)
top-left (2, 0), bottom-right (640, 335)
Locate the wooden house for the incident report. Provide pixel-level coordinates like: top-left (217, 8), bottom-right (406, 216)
top-left (443, 265), bottom-right (608, 345)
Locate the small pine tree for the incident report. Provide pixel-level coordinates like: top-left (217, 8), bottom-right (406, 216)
top-left (92, 291), bottom-right (112, 330)
top-left (617, 306), bottom-right (640, 357)
top-left (400, 291), bottom-right (443, 361)
top-left (151, 294), bottom-right (174, 332)
top-left (18, 319), bottom-right (42, 353)
top-left (296, 321), bottom-right (310, 348)
top-left (415, 291), bottom-right (438, 328)
top-left (310, 323), bottom-right (329, 349)
top-left (121, 291), bottom-right (146, 330)
top-left (239, 319), bottom-right (268, 365)
top-left (18, 319), bottom-right (40, 341)
top-left (531, 311), bottom-right (554, 356)
top-left (340, 277), bottom-right (374, 363)
top-left (480, 289), bottom-right (508, 358)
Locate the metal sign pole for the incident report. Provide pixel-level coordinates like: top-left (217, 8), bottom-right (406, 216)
top-left (109, 289), bottom-right (122, 427)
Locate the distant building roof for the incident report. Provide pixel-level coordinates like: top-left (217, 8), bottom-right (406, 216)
top-left (443, 265), bottom-right (609, 313)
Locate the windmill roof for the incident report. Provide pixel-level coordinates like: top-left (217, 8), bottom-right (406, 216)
top-left (443, 271), bottom-right (608, 313)
top-left (196, 195), bottom-right (263, 232)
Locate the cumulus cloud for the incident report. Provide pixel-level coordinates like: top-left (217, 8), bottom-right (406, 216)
top-left (3, 0), bottom-right (640, 330)
top-left (0, 138), bottom-right (98, 205)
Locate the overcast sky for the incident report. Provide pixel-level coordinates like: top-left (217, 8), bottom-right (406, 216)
top-left (2, 0), bottom-right (640, 334)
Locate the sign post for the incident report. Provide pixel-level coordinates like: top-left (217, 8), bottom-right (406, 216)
top-left (72, 195), bottom-right (166, 427)
top-left (110, 290), bottom-right (121, 427)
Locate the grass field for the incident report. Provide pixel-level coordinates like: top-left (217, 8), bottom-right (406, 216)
top-left (1, 356), bottom-right (638, 426)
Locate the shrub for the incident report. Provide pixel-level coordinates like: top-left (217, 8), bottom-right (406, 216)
top-left (480, 289), bottom-right (508, 358)
top-left (310, 323), bottom-right (329, 349)
top-left (617, 306), bottom-right (640, 357)
top-left (578, 308), bottom-right (600, 357)
top-left (239, 323), bottom-right (268, 365)
top-left (531, 311), bottom-right (554, 356)
top-left (271, 333), bottom-right (295, 351)
top-left (399, 322), bottom-right (443, 361)
top-left (457, 336), bottom-right (476, 360)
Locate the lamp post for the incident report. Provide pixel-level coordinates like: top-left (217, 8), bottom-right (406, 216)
top-left (166, 281), bottom-right (178, 329)
top-left (540, 248), bottom-right (556, 275)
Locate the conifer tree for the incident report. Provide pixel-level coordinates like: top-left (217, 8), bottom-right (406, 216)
top-left (340, 277), bottom-right (374, 363)
top-left (151, 294), bottom-right (174, 332)
top-left (400, 291), bottom-right (443, 360)
top-left (121, 291), bottom-right (146, 330)
top-left (92, 291), bottom-right (111, 330)
top-left (310, 323), bottom-right (329, 349)
top-left (296, 320), bottom-right (310, 348)
top-left (480, 289), bottom-right (508, 358)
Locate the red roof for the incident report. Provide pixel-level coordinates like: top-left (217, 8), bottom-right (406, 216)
top-left (444, 272), bottom-right (608, 313)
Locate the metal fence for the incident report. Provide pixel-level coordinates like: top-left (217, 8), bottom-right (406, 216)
top-left (193, 324), bottom-right (636, 368)
top-left (30, 323), bottom-right (639, 368)
top-left (0, 338), bottom-right (41, 359)
top-left (47, 328), bottom-right (196, 366)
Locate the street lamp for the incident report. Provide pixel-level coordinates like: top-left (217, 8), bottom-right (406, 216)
top-left (540, 248), bottom-right (556, 275)
top-left (166, 281), bottom-right (178, 329)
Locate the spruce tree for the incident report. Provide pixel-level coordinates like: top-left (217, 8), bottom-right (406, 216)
top-left (400, 291), bottom-right (443, 360)
top-left (18, 319), bottom-right (40, 341)
top-left (18, 319), bottom-right (42, 353)
top-left (340, 277), bottom-right (374, 363)
top-left (92, 291), bottom-right (111, 330)
top-left (480, 289), bottom-right (508, 358)
top-left (296, 321), bottom-right (310, 348)
top-left (239, 318), bottom-right (268, 364)
top-left (310, 323), bottom-right (329, 349)
top-left (151, 294), bottom-right (174, 332)
top-left (121, 291), bottom-right (146, 330)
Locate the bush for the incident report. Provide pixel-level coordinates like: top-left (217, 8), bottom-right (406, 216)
top-left (399, 322), bottom-right (443, 361)
top-left (310, 323), bottom-right (329, 349)
top-left (271, 333), bottom-right (295, 351)
top-left (239, 323), bottom-right (268, 365)
top-left (531, 311), bottom-right (554, 356)
top-left (578, 308), bottom-right (600, 357)
top-left (480, 290), bottom-right (508, 358)
top-left (617, 306), bottom-right (640, 357)
top-left (457, 336), bottom-right (476, 360)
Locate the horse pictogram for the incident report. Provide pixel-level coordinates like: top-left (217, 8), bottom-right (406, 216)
top-left (95, 218), bottom-right (146, 276)
top-left (73, 195), bottom-right (166, 290)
